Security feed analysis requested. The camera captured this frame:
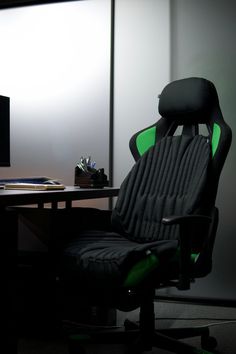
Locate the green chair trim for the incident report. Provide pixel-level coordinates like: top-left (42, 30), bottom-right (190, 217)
top-left (123, 253), bottom-right (159, 288)
top-left (123, 249), bottom-right (199, 288)
top-left (193, 348), bottom-right (214, 354)
top-left (212, 123), bottom-right (221, 157)
top-left (171, 248), bottom-right (199, 264)
top-left (136, 126), bottom-right (156, 156)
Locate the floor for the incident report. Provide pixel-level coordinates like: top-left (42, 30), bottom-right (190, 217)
top-left (18, 300), bottom-right (236, 353)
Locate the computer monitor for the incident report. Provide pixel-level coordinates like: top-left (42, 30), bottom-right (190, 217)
top-left (0, 95), bottom-right (10, 166)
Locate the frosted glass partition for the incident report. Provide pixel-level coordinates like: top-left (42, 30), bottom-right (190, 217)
top-left (0, 0), bottom-right (111, 208)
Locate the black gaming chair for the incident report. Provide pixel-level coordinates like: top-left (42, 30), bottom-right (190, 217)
top-left (59, 77), bottom-right (232, 354)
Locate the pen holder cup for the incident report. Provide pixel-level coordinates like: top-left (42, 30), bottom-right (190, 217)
top-left (74, 167), bottom-right (109, 188)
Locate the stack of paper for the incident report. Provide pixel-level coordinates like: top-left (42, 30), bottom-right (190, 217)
top-left (0, 176), bottom-right (65, 190)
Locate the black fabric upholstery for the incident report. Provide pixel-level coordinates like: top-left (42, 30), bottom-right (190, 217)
top-left (63, 231), bottom-right (177, 289)
top-left (112, 135), bottom-right (211, 242)
top-left (130, 77), bottom-right (232, 207)
top-left (61, 77), bottom-right (232, 296)
top-left (60, 77), bottom-right (232, 354)
top-left (131, 77), bottom-right (231, 163)
top-left (63, 134), bottom-right (211, 289)
top-left (158, 77), bottom-right (218, 124)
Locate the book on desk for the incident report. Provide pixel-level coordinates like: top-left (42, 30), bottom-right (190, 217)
top-left (0, 176), bottom-right (65, 190)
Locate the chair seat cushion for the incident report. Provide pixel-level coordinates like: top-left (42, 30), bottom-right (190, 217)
top-left (62, 230), bottom-right (178, 289)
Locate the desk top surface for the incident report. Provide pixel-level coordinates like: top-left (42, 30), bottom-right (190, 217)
top-left (0, 186), bottom-right (119, 207)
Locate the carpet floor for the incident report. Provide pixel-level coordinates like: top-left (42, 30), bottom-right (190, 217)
top-left (18, 300), bottom-right (236, 353)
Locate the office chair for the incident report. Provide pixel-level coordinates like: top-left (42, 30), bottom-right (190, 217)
top-left (58, 77), bottom-right (232, 354)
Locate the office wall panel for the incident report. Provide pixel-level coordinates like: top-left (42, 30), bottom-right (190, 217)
top-left (0, 0), bottom-right (111, 209)
top-left (164, 0), bottom-right (236, 301)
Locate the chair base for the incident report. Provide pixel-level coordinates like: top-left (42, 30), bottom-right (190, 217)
top-left (67, 311), bottom-right (217, 354)
top-left (66, 291), bottom-right (217, 353)
top-left (124, 320), bottom-right (217, 353)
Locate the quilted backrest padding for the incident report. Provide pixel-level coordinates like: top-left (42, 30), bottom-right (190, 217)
top-left (112, 135), bottom-right (211, 243)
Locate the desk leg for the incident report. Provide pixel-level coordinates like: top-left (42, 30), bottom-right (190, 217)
top-left (3, 209), bottom-right (18, 353)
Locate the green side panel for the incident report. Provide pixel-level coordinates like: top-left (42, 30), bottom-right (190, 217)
top-left (212, 123), bottom-right (221, 157)
top-left (123, 253), bottom-right (159, 288)
top-left (171, 248), bottom-right (199, 264)
top-left (136, 126), bottom-right (156, 156)
top-left (191, 253), bottom-right (199, 263)
top-left (193, 348), bottom-right (214, 354)
top-left (123, 250), bottom-right (199, 289)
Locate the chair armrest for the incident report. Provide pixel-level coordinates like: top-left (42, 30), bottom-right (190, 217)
top-left (162, 214), bottom-right (212, 225)
top-left (162, 214), bottom-right (212, 290)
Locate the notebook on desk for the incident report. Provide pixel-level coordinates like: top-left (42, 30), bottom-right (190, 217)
top-left (4, 183), bottom-right (65, 190)
top-left (0, 176), bottom-right (65, 190)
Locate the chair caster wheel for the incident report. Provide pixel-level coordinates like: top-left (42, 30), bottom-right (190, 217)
top-left (201, 335), bottom-right (217, 351)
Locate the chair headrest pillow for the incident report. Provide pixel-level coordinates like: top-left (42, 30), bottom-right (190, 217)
top-left (158, 77), bottom-right (219, 124)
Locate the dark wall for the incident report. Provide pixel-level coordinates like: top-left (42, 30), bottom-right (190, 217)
top-left (163, 0), bottom-right (236, 301)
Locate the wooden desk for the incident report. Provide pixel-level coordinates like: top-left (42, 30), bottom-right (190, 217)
top-left (0, 185), bottom-right (119, 209)
top-left (2, 186), bottom-right (119, 352)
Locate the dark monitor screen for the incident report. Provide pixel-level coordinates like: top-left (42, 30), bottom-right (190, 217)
top-left (0, 95), bottom-right (10, 166)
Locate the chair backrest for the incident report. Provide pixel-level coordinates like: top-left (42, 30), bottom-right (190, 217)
top-left (129, 77), bottom-right (231, 201)
top-left (112, 78), bottom-right (231, 257)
